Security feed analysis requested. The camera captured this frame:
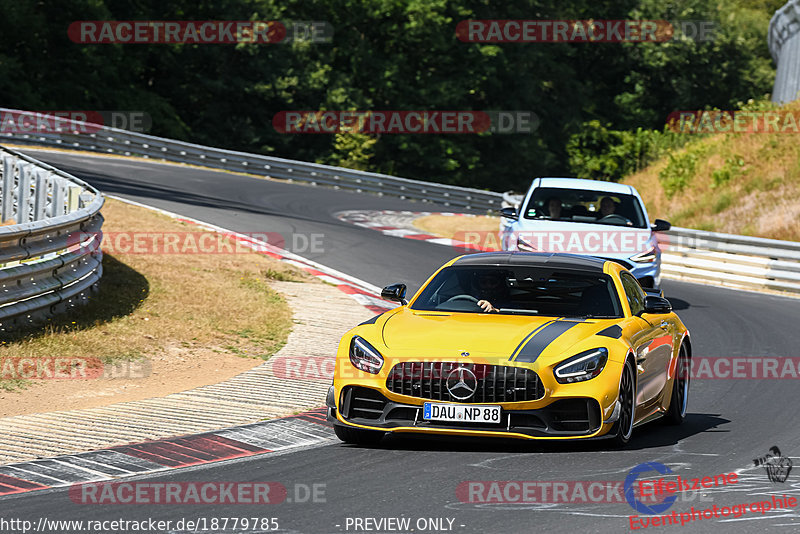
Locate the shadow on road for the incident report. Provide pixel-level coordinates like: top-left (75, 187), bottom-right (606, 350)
top-left (666, 296), bottom-right (692, 311)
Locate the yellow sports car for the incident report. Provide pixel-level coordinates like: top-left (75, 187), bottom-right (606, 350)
top-left (326, 252), bottom-right (691, 446)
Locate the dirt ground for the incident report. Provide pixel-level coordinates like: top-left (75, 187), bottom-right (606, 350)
top-left (0, 344), bottom-right (263, 417)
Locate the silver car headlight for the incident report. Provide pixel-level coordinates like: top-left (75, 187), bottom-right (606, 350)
top-left (349, 336), bottom-right (384, 374)
top-left (630, 246), bottom-right (657, 263)
top-left (517, 234), bottom-right (537, 252)
top-left (554, 348), bottom-right (609, 383)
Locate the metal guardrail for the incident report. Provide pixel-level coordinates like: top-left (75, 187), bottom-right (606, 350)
top-left (501, 192), bottom-right (800, 295)
top-left (0, 108), bottom-right (503, 211)
top-left (657, 228), bottom-right (800, 295)
top-left (0, 145), bottom-right (104, 330)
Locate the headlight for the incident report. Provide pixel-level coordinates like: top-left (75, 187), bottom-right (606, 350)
top-left (630, 246), bottom-right (657, 263)
top-left (517, 235), bottom-right (537, 252)
top-left (349, 336), bottom-right (384, 374)
top-left (554, 348), bottom-right (609, 383)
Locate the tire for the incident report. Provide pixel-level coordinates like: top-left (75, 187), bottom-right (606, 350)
top-left (665, 344), bottom-right (690, 425)
top-left (610, 359), bottom-right (636, 447)
top-left (333, 424), bottom-right (384, 446)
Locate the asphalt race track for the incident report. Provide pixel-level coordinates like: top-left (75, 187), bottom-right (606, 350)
top-left (5, 149), bottom-right (800, 533)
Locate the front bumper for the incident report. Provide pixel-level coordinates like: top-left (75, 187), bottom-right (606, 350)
top-left (628, 258), bottom-right (661, 288)
top-left (327, 385), bottom-right (610, 440)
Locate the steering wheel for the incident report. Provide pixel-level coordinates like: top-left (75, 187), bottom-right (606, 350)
top-left (599, 214), bottom-right (631, 225)
top-left (444, 294), bottom-right (479, 303)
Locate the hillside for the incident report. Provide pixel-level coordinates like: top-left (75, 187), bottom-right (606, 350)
top-left (623, 103), bottom-right (800, 242)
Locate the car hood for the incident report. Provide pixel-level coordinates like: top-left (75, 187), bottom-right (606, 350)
top-left (380, 308), bottom-right (611, 360)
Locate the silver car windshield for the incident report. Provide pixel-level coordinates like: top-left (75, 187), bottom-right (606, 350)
top-left (523, 187), bottom-right (647, 229)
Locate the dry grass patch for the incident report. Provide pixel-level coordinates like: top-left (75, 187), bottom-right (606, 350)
top-left (0, 197), bottom-right (312, 392)
top-left (624, 102), bottom-right (800, 241)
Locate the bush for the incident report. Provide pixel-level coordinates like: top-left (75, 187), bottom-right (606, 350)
top-left (711, 155), bottom-right (745, 188)
top-left (659, 150), bottom-right (699, 197)
top-left (567, 121), bottom-right (691, 182)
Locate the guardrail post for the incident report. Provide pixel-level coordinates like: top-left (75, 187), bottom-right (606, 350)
top-left (1, 156), bottom-right (14, 223)
top-left (68, 186), bottom-right (81, 212)
top-left (33, 170), bottom-right (48, 221)
top-left (17, 163), bottom-right (32, 223)
top-left (51, 180), bottom-right (66, 217)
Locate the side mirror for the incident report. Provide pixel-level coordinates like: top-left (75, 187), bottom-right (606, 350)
top-left (651, 219), bottom-right (671, 232)
top-left (499, 207), bottom-right (518, 220)
top-left (381, 283), bottom-right (407, 305)
top-left (642, 295), bottom-right (672, 315)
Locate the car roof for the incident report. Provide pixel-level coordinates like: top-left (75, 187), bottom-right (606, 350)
top-left (534, 177), bottom-right (634, 195)
top-left (452, 252), bottom-right (608, 272)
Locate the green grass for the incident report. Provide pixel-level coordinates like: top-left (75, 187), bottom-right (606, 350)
top-left (712, 193), bottom-right (733, 214)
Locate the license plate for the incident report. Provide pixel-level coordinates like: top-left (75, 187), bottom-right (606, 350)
top-left (423, 402), bottom-right (501, 423)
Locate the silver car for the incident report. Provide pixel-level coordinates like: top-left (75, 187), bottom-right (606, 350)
top-left (500, 177), bottom-right (671, 289)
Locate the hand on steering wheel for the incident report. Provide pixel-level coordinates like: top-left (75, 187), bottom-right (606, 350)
top-left (443, 295), bottom-right (497, 312)
top-left (477, 299), bottom-right (499, 313)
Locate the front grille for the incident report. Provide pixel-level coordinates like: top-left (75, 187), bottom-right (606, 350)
top-left (343, 387), bottom-right (387, 420)
top-left (386, 362), bottom-right (544, 403)
top-left (548, 399), bottom-right (599, 432)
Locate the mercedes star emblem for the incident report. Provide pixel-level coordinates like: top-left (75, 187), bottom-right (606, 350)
top-left (446, 367), bottom-right (478, 400)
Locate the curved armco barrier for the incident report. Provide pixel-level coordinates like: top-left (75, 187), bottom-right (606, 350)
top-left (0, 108), bottom-right (502, 211)
top-left (0, 145), bottom-right (104, 330)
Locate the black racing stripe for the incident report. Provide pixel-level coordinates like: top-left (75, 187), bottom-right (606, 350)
top-left (514, 321), bottom-right (583, 363)
top-left (596, 324), bottom-right (623, 339)
top-left (508, 321), bottom-right (554, 361)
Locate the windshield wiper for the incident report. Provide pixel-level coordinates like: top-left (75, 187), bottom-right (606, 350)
top-left (498, 308), bottom-right (540, 315)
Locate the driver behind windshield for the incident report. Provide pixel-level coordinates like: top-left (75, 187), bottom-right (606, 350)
top-left (475, 270), bottom-right (511, 313)
top-left (597, 196), bottom-right (633, 226)
top-left (599, 196), bottom-right (617, 217)
top-left (546, 196), bottom-right (563, 219)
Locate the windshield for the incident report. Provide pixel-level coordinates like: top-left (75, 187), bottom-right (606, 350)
top-left (411, 266), bottom-right (622, 317)
top-left (523, 187), bottom-right (647, 228)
